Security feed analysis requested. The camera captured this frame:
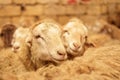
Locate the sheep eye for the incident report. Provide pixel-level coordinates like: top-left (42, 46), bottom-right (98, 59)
top-left (35, 35), bottom-right (41, 39)
top-left (85, 36), bottom-right (87, 41)
top-left (85, 36), bottom-right (87, 39)
top-left (64, 30), bottom-right (68, 33)
top-left (35, 35), bottom-right (45, 41)
top-left (0, 33), bottom-right (3, 37)
top-left (63, 30), bottom-right (69, 34)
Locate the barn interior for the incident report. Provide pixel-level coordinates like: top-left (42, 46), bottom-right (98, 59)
top-left (0, 0), bottom-right (120, 80)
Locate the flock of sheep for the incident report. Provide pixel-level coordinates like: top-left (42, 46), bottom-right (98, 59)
top-left (0, 18), bottom-right (120, 80)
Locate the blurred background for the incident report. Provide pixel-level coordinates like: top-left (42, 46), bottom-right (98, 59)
top-left (0, 0), bottom-right (120, 27)
top-left (0, 1), bottom-right (120, 79)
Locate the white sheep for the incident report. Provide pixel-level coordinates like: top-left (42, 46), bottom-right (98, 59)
top-left (29, 21), bottom-right (67, 68)
top-left (0, 48), bottom-right (27, 74)
top-left (62, 18), bottom-right (88, 57)
top-left (11, 27), bottom-right (36, 71)
top-left (36, 41), bottom-right (120, 80)
top-left (0, 27), bottom-right (38, 74)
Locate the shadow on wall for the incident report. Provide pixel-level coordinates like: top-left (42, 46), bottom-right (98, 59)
top-left (116, 13), bottom-right (120, 28)
top-left (0, 24), bottom-right (16, 48)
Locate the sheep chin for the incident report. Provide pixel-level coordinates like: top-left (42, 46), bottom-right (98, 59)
top-left (12, 48), bottom-right (18, 53)
top-left (49, 52), bottom-right (67, 62)
top-left (50, 56), bottom-right (67, 63)
top-left (67, 46), bottom-right (83, 56)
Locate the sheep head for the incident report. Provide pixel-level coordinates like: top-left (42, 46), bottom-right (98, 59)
top-left (31, 22), bottom-right (67, 62)
top-left (62, 18), bottom-right (88, 56)
top-left (11, 27), bottom-right (32, 53)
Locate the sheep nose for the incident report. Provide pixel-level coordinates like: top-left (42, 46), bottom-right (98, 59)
top-left (57, 51), bottom-right (65, 56)
top-left (57, 51), bottom-right (67, 59)
top-left (73, 43), bottom-right (80, 49)
top-left (50, 50), bottom-right (67, 61)
top-left (14, 46), bottom-right (20, 50)
top-left (12, 45), bottom-right (20, 53)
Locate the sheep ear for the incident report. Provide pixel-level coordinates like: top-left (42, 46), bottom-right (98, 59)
top-left (85, 42), bottom-right (95, 48)
top-left (25, 37), bottom-right (32, 47)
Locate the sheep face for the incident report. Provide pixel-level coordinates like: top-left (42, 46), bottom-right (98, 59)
top-left (62, 20), bottom-right (88, 56)
top-left (11, 27), bottom-right (32, 53)
top-left (31, 23), bottom-right (67, 62)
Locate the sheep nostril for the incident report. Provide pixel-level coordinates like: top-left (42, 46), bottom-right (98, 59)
top-left (73, 43), bottom-right (80, 49)
top-left (27, 41), bottom-right (32, 46)
top-left (57, 51), bottom-right (65, 56)
top-left (14, 46), bottom-right (20, 50)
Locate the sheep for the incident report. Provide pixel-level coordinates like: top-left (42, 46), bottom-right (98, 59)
top-left (0, 71), bottom-right (45, 80)
top-left (0, 27), bottom-right (35, 76)
top-left (0, 24), bottom-right (16, 48)
top-left (17, 72), bottom-right (45, 80)
top-left (86, 33), bottom-right (112, 47)
top-left (1, 40), bottom-right (120, 80)
top-left (98, 20), bottom-right (120, 40)
top-left (0, 20), bottom-right (120, 79)
top-left (1, 41), bottom-right (120, 79)
top-left (29, 20), bottom-right (67, 68)
top-left (84, 19), bottom-right (120, 38)
top-left (36, 40), bottom-right (120, 80)
top-left (62, 18), bottom-right (88, 57)
top-left (11, 27), bottom-right (36, 71)
top-left (0, 26), bottom-right (29, 74)
top-left (0, 48), bottom-right (27, 75)
top-left (0, 72), bottom-right (18, 80)
top-left (84, 19), bottom-right (105, 35)
top-left (83, 19), bottom-right (119, 48)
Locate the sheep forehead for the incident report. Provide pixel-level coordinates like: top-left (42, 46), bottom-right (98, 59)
top-left (64, 22), bottom-right (79, 32)
top-left (41, 23), bottom-right (60, 32)
top-left (64, 22), bottom-right (75, 30)
top-left (32, 24), bottom-right (46, 35)
top-left (64, 22), bottom-right (88, 35)
top-left (14, 28), bottom-right (30, 38)
top-left (15, 27), bottom-right (29, 33)
top-left (33, 23), bottom-right (60, 35)
top-left (49, 24), bottom-right (60, 34)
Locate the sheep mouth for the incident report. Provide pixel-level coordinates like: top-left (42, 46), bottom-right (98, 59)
top-left (51, 55), bottom-right (67, 61)
top-left (43, 41), bottom-right (67, 62)
top-left (70, 47), bottom-right (79, 52)
top-left (12, 48), bottom-right (17, 53)
top-left (67, 47), bottom-right (83, 56)
top-left (49, 52), bottom-right (67, 62)
top-left (52, 57), bottom-right (66, 62)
